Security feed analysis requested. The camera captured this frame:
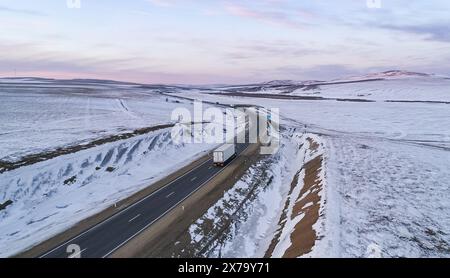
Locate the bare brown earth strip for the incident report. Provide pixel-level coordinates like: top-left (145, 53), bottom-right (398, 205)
top-left (212, 92), bottom-right (375, 103)
top-left (210, 93), bottom-right (450, 105)
top-left (213, 92), bottom-right (326, 100)
top-left (307, 137), bottom-right (320, 151)
top-left (283, 155), bottom-right (323, 257)
top-left (0, 124), bottom-right (175, 173)
top-left (265, 136), bottom-right (324, 258)
top-left (264, 169), bottom-right (302, 258)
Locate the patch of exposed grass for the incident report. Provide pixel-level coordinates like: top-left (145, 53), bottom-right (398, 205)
top-left (0, 200), bottom-right (13, 211)
top-left (64, 176), bottom-right (77, 185)
top-left (106, 166), bottom-right (116, 172)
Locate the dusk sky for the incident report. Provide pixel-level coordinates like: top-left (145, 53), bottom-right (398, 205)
top-left (1, 0), bottom-right (450, 84)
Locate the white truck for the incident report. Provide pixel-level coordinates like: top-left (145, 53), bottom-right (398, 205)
top-left (213, 144), bottom-right (236, 167)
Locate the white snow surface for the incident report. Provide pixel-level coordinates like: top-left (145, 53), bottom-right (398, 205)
top-left (0, 127), bottom-right (216, 257)
top-left (179, 76), bottom-right (450, 258)
top-left (2, 74), bottom-right (450, 258)
top-left (0, 84), bottom-right (193, 161)
top-left (323, 135), bottom-right (450, 257)
top-left (292, 77), bottom-right (450, 102)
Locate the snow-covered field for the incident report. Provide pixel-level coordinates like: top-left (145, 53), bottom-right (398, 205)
top-left (0, 127), bottom-right (216, 257)
top-left (191, 71), bottom-right (450, 103)
top-left (0, 79), bottom-right (224, 257)
top-left (0, 79), bottom-right (192, 162)
top-left (324, 134), bottom-right (450, 257)
top-left (182, 72), bottom-right (450, 258)
top-left (1, 72), bottom-right (449, 258)
top-left (291, 77), bottom-right (450, 102)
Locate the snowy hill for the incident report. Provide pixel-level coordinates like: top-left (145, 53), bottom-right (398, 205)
top-left (291, 71), bottom-right (450, 102)
top-left (334, 70), bottom-right (432, 82)
top-left (208, 71), bottom-right (450, 102)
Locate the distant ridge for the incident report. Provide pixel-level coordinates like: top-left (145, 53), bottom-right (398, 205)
top-left (0, 77), bottom-right (142, 86)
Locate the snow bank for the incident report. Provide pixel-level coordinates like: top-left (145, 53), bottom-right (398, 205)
top-left (187, 131), bottom-right (328, 258)
top-left (0, 127), bottom-right (215, 257)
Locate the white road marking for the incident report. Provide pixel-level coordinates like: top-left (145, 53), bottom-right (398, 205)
top-left (166, 192), bottom-right (175, 198)
top-left (68, 248), bottom-right (87, 258)
top-left (208, 166), bottom-right (213, 170)
top-left (190, 177), bottom-right (197, 181)
top-left (128, 214), bottom-right (141, 223)
top-left (39, 158), bottom-right (212, 258)
top-left (101, 144), bottom-right (250, 258)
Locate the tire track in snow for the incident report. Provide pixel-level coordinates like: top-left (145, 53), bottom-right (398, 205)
top-left (117, 99), bottom-right (139, 119)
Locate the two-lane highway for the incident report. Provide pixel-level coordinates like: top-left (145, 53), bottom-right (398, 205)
top-left (40, 143), bottom-right (250, 258)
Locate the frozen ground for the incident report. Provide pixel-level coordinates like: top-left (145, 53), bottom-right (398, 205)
top-left (0, 79), bottom-right (193, 162)
top-left (185, 71), bottom-right (450, 103)
top-left (0, 79), bottom-right (230, 257)
top-left (0, 126), bottom-right (217, 257)
top-left (179, 72), bottom-right (450, 257)
top-left (322, 135), bottom-right (450, 257)
top-left (1, 73), bottom-right (449, 258)
top-left (279, 104), bottom-right (449, 258)
top-left (291, 77), bottom-right (450, 102)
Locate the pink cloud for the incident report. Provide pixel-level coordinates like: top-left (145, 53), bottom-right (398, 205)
top-left (224, 2), bottom-right (305, 29)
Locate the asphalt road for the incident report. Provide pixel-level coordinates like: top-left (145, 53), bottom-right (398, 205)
top-left (39, 143), bottom-right (250, 258)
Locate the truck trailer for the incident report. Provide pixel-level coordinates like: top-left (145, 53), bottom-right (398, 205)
top-left (213, 144), bottom-right (236, 167)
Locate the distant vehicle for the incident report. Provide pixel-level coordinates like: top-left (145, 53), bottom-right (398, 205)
top-left (213, 144), bottom-right (236, 167)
